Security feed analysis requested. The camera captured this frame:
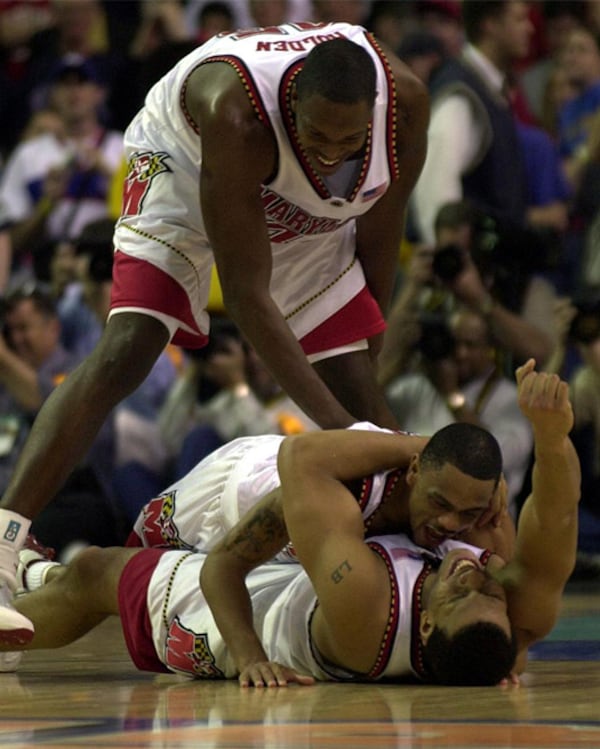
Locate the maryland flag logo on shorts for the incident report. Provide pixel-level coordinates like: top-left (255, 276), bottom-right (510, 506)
top-left (141, 491), bottom-right (190, 549)
top-left (166, 617), bottom-right (225, 678)
top-left (121, 151), bottom-right (171, 217)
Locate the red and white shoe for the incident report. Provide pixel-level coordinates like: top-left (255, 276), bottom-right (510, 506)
top-left (0, 583), bottom-right (33, 647)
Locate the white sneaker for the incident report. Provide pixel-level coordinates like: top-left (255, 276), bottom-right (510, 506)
top-left (0, 582), bottom-right (34, 646)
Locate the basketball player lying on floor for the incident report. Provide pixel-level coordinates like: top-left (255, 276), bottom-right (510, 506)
top-left (126, 418), bottom-right (514, 561)
top-left (11, 360), bottom-right (579, 686)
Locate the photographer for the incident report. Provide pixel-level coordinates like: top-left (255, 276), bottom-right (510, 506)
top-left (379, 200), bottom-right (558, 387)
top-left (385, 305), bottom-right (532, 518)
top-left (432, 202), bottom-right (561, 367)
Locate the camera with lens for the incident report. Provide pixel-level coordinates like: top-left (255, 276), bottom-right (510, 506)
top-left (432, 243), bottom-right (466, 281)
top-left (432, 213), bottom-right (503, 284)
top-left (431, 210), bottom-right (560, 311)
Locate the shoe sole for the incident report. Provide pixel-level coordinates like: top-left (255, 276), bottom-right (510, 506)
top-left (0, 608), bottom-right (34, 646)
top-left (0, 627), bottom-right (33, 646)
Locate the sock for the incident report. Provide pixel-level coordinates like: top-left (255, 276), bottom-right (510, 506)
top-left (22, 559), bottom-right (60, 592)
top-left (0, 511), bottom-right (31, 591)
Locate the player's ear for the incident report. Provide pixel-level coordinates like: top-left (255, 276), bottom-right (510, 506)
top-left (419, 608), bottom-right (434, 645)
top-left (406, 453), bottom-right (420, 487)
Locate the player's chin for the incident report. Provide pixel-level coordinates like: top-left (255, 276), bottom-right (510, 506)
top-left (419, 526), bottom-right (446, 549)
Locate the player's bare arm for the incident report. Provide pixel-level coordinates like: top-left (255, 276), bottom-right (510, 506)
top-left (185, 63), bottom-right (356, 430)
top-left (494, 360), bottom-right (581, 659)
top-left (278, 432), bottom-right (403, 674)
top-left (355, 54), bottom-right (429, 321)
top-left (204, 429), bottom-right (427, 680)
top-left (200, 487), bottom-right (297, 684)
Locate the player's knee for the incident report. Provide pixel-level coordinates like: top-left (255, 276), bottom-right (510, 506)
top-left (92, 313), bottom-right (169, 391)
top-left (63, 546), bottom-right (120, 602)
top-left (64, 546), bottom-right (105, 590)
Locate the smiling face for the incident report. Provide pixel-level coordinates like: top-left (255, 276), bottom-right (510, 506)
top-left (292, 92), bottom-right (372, 177)
top-left (407, 457), bottom-right (496, 549)
top-left (420, 548), bottom-right (510, 640)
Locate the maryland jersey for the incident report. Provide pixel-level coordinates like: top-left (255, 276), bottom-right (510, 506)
top-left (113, 22), bottom-right (397, 346)
top-left (121, 535), bottom-right (492, 681)
top-left (128, 422), bottom-right (400, 560)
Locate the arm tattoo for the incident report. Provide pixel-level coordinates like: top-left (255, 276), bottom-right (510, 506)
top-left (331, 559), bottom-right (353, 584)
top-left (223, 506), bottom-right (288, 564)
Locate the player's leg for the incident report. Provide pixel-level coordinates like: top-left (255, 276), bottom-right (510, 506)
top-left (298, 284), bottom-right (398, 430)
top-left (0, 312), bottom-right (170, 643)
top-left (5, 546), bottom-right (142, 652)
top-left (313, 346), bottom-right (399, 430)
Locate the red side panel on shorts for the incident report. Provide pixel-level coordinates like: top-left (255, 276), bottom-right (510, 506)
top-left (118, 549), bottom-right (171, 674)
top-left (111, 251), bottom-right (209, 349)
top-left (299, 286), bottom-right (386, 356)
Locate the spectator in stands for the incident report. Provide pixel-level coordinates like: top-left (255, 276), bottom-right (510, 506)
top-left (365, 1), bottom-right (413, 52)
top-left (379, 200), bottom-right (558, 388)
top-left (0, 56), bottom-right (123, 274)
top-left (556, 26), bottom-right (600, 187)
top-left (396, 29), bottom-right (446, 87)
top-left (545, 299), bottom-right (600, 561)
top-left (0, 284), bottom-right (124, 558)
top-left (520, 1), bottom-right (586, 125)
top-left (385, 305), bottom-right (532, 518)
top-left (310, 0), bottom-right (369, 25)
top-left (412, 1), bottom-right (533, 245)
top-left (27, 0), bottom-right (130, 127)
top-left (0, 0), bottom-right (54, 158)
top-left (414, 0), bottom-right (464, 60)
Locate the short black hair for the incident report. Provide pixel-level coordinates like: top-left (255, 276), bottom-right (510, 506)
top-left (420, 423), bottom-right (502, 484)
top-left (423, 621), bottom-right (518, 685)
top-left (461, 1), bottom-right (509, 45)
top-left (296, 38), bottom-right (377, 106)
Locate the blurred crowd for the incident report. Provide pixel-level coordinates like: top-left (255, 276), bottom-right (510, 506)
top-left (0, 0), bottom-right (599, 572)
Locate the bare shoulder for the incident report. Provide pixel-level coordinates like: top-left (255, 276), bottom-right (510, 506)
top-left (184, 61), bottom-right (275, 176)
top-left (184, 62), bottom-right (267, 135)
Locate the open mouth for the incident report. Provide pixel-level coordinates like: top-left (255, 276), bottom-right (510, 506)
top-left (449, 557), bottom-right (480, 576)
top-left (315, 154), bottom-right (341, 167)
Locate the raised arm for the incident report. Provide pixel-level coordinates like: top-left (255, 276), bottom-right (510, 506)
top-left (186, 63), bottom-right (356, 430)
top-left (496, 360), bottom-right (581, 661)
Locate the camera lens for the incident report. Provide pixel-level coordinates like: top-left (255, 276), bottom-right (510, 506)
top-left (432, 244), bottom-right (465, 282)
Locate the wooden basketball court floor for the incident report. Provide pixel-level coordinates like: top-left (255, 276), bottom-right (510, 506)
top-left (0, 578), bottom-right (598, 749)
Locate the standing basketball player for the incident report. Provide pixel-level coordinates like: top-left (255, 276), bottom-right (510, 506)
top-left (0, 22), bottom-right (429, 642)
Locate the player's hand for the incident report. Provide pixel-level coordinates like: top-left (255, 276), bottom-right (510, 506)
top-left (498, 671), bottom-right (520, 687)
top-left (238, 661), bottom-right (315, 688)
top-left (476, 474), bottom-right (508, 528)
top-left (515, 359), bottom-right (574, 436)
